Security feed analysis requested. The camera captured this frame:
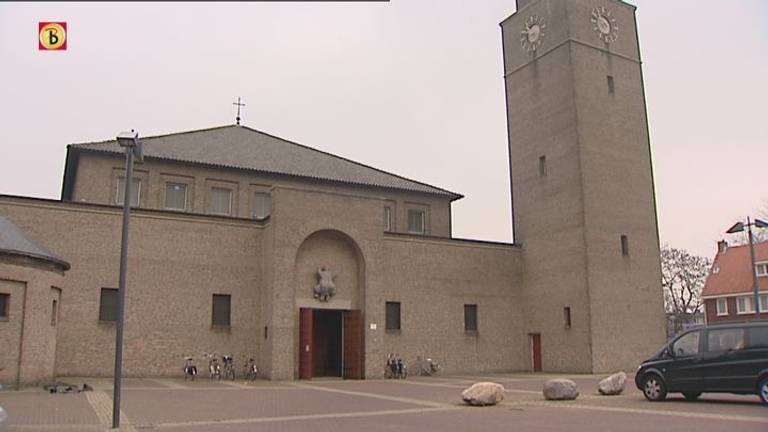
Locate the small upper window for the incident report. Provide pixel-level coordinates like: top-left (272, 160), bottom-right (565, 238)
top-left (212, 294), bottom-right (231, 327)
top-left (736, 296), bottom-right (754, 314)
top-left (716, 298), bottom-right (728, 316)
top-left (620, 235), bottom-right (629, 256)
top-left (539, 155), bottom-right (547, 177)
top-left (464, 304), bottom-right (478, 332)
top-left (165, 183), bottom-right (187, 211)
top-left (672, 330), bottom-right (700, 357)
top-left (707, 328), bottom-right (745, 352)
top-left (563, 306), bottom-right (572, 329)
top-left (756, 263), bottom-right (768, 277)
top-left (0, 293), bottom-right (9, 319)
top-left (252, 192), bottom-right (271, 219)
top-left (384, 207), bottom-right (392, 232)
top-left (407, 209), bottom-right (425, 234)
top-left (209, 187), bottom-right (232, 215)
top-left (99, 288), bottom-right (118, 322)
top-left (607, 75), bottom-right (615, 94)
top-left (116, 177), bottom-right (141, 207)
top-left (51, 299), bottom-right (58, 326)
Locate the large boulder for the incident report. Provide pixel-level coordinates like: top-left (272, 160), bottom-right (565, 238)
top-left (543, 379), bottom-right (579, 400)
top-left (461, 382), bottom-right (505, 406)
top-left (598, 372), bottom-right (627, 396)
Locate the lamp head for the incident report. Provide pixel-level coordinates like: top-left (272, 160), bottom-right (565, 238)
top-left (726, 222), bottom-right (745, 234)
top-left (116, 130), bottom-right (138, 148)
top-left (755, 218), bottom-right (768, 229)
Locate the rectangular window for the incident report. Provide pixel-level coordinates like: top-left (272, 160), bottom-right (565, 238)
top-left (209, 187), bottom-right (232, 215)
top-left (464, 304), bottom-right (478, 332)
top-left (756, 263), bottom-right (768, 277)
top-left (385, 301), bottom-right (401, 331)
top-left (564, 306), bottom-right (572, 329)
top-left (539, 155), bottom-right (547, 177)
top-left (164, 183), bottom-right (187, 210)
top-left (760, 294), bottom-right (768, 312)
top-left (212, 294), bottom-right (231, 327)
top-left (607, 75), bottom-right (615, 94)
top-left (407, 209), bottom-right (425, 234)
top-left (706, 328), bottom-right (745, 352)
top-left (116, 177), bottom-right (141, 207)
top-left (384, 207), bottom-right (392, 232)
top-left (736, 296), bottom-right (754, 314)
top-left (0, 293), bottom-right (9, 319)
top-left (99, 288), bottom-right (118, 322)
top-left (716, 298), bottom-right (728, 316)
top-left (620, 235), bottom-right (629, 256)
top-left (252, 192), bottom-right (271, 219)
top-left (51, 299), bottom-right (58, 326)
top-left (747, 327), bottom-right (768, 348)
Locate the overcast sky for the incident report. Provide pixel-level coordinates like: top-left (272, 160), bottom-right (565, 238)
top-left (1, 0), bottom-right (766, 258)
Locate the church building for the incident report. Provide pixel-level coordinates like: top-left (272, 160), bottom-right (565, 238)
top-left (0, 0), bottom-right (665, 387)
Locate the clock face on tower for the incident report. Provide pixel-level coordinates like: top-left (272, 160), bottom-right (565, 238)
top-left (520, 14), bottom-right (546, 53)
top-left (590, 6), bottom-right (619, 43)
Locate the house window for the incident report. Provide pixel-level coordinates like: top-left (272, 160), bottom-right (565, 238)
top-left (407, 209), bottom-right (425, 234)
top-left (716, 298), bottom-right (728, 316)
top-left (760, 294), bottom-right (768, 312)
top-left (756, 263), bottom-right (768, 277)
top-left (539, 155), bottom-right (547, 177)
top-left (99, 288), bottom-right (118, 322)
top-left (0, 293), bottom-right (9, 319)
top-left (209, 187), bottom-right (232, 215)
top-left (385, 301), bottom-right (401, 331)
top-left (212, 294), bottom-right (231, 327)
top-left (620, 235), bottom-right (629, 256)
top-left (51, 299), bottom-right (58, 326)
top-left (165, 183), bottom-right (187, 210)
top-left (252, 192), bottom-right (271, 219)
top-left (564, 306), bottom-right (572, 329)
top-left (607, 75), bottom-right (615, 94)
top-left (736, 296), bottom-right (754, 314)
top-left (116, 177), bottom-right (141, 207)
top-left (464, 304), bottom-right (478, 332)
top-left (384, 207), bottom-right (392, 232)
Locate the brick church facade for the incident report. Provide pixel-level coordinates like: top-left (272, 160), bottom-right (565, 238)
top-left (0, 0), bottom-right (666, 387)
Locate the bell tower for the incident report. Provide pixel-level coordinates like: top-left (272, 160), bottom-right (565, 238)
top-left (502, 0), bottom-right (665, 372)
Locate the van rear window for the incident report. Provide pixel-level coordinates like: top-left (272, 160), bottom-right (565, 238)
top-left (747, 327), bottom-right (768, 348)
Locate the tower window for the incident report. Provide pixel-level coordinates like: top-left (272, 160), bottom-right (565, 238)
top-left (0, 293), bottom-right (9, 319)
top-left (385, 301), bottom-right (401, 331)
top-left (621, 235), bottom-right (629, 256)
top-left (464, 304), bottom-right (478, 332)
top-left (99, 288), bottom-right (118, 322)
top-left (564, 306), bottom-right (572, 329)
top-left (538, 155), bottom-right (547, 177)
top-left (407, 209), bottom-right (426, 234)
top-left (607, 75), bottom-right (615, 94)
top-left (212, 294), bottom-right (231, 327)
top-left (384, 206), bottom-right (392, 232)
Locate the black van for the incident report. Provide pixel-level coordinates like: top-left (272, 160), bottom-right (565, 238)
top-left (635, 321), bottom-right (768, 404)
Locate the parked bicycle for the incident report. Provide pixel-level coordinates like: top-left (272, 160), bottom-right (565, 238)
top-left (415, 356), bottom-right (441, 376)
top-left (222, 355), bottom-right (235, 380)
top-left (183, 356), bottom-right (198, 381)
top-left (204, 352), bottom-right (221, 380)
top-left (243, 357), bottom-right (259, 381)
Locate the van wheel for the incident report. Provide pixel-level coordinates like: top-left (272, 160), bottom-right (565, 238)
top-left (759, 377), bottom-right (768, 405)
top-left (642, 374), bottom-right (667, 402)
top-left (683, 392), bottom-right (701, 401)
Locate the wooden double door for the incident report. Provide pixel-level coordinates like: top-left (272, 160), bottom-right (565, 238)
top-left (299, 308), bottom-right (363, 380)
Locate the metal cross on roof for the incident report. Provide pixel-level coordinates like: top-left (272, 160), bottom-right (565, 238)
top-left (233, 97), bottom-right (246, 125)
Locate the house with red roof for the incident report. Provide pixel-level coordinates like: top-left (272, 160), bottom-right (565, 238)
top-left (703, 240), bottom-right (768, 323)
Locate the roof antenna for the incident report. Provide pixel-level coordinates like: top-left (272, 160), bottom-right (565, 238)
top-left (232, 97), bottom-right (246, 126)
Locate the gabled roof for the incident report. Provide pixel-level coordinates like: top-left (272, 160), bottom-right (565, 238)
top-left (66, 125), bottom-right (462, 200)
top-left (702, 242), bottom-right (768, 297)
top-left (0, 216), bottom-right (70, 271)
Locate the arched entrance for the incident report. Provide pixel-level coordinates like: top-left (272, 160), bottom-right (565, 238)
top-left (294, 230), bottom-right (364, 379)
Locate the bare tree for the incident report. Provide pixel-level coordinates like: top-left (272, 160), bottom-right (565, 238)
top-left (661, 246), bottom-right (711, 335)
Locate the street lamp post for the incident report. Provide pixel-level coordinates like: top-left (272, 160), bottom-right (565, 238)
top-left (726, 217), bottom-right (768, 319)
top-left (112, 131), bottom-right (142, 429)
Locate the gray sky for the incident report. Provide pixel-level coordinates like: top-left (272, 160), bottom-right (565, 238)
top-left (1, 1), bottom-right (766, 258)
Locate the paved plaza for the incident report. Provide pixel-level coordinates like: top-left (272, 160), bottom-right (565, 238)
top-left (0, 373), bottom-right (765, 431)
